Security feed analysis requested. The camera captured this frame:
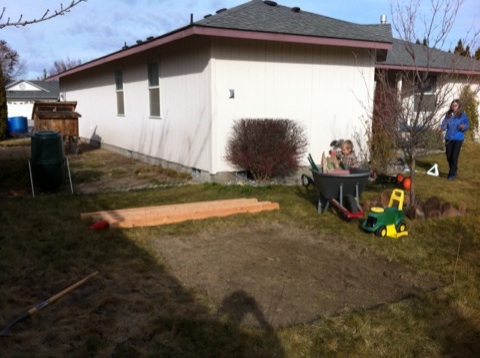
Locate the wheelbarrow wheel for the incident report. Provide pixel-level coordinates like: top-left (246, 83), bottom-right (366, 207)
top-left (301, 174), bottom-right (313, 187)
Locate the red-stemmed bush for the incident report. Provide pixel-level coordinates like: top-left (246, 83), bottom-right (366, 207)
top-left (225, 118), bottom-right (308, 180)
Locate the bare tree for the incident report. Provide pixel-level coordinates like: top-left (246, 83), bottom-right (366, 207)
top-left (49, 57), bottom-right (82, 76)
top-left (0, 65), bottom-right (8, 139)
top-left (369, 0), bottom-right (480, 205)
top-left (0, 1), bottom-right (86, 138)
top-left (0, 1), bottom-right (87, 29)
top-left (0, 40), bottom-right (20, 82)
top-left (0, 39), bottom-right (23, 138)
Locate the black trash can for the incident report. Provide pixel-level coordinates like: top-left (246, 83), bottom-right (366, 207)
top-left (31, 131), bottom-right (65, 190)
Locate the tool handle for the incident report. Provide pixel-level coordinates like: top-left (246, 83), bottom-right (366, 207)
top-left (28, 271), bottom-right (99, 316)
top-left (1, 271), bottom-right (98, 336)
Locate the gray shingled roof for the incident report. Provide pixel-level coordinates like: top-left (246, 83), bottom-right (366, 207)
top-left (195, 0), bottom-right (392, 44)
top-left (6, 80), bottom-right (60, 100)
top-left (50, 0), bottom-right (394, 81)
top-left (381, 38), bottom-right (480, 73)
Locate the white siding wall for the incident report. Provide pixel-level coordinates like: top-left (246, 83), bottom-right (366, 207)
top-left (210, 38), bottom-right (375, 173)
top-left (157, 38), bottom-right (212, 171)
top-left (61, 37), bottom-right (214, 172)
top-left (61, 66), bottom-right (127, 146)
top-left (61, 36), bottom-right (377, 175)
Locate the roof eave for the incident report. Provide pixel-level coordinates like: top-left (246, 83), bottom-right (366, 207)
top-left (193, 26), bottom-right (392, 50)
top-left (49, 25), bottom-right (392, 80)
top-left (375, 63), bottom-right (480, 76)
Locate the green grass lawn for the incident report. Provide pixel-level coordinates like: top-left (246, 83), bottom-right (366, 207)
top-left (0, 141), bottom-right (479, 357)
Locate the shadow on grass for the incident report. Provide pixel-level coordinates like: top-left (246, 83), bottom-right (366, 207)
top-left (416, 158), bottom-right (439, 171)
top-left (0, 191), bottom-right (285, 357)
top-left (294, 182), bottom-right (319, 211)
top-left (306, 288), bottom-right (480, 357)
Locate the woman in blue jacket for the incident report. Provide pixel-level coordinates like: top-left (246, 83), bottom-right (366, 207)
top-left (440, 99), bottom-right (469, 180)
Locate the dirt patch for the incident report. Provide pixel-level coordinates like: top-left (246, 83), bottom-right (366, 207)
top-left (153, 222), bottom-right (441, 328)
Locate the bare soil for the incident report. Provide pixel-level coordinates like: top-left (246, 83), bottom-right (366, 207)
top-left (0, 142), bottom-right (441, 330)
top-left (153, 222), bottom-right (440, 328)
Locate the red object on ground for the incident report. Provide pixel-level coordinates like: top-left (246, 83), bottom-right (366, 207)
top-left (396, 173), bottom-right (404, 183)
top-left (403, 177), bottom-right (411, 190)
top-left (89, 220), bottom-right (110, 230)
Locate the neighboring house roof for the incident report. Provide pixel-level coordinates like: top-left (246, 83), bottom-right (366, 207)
top-left (49, 0), bottom-right (393, 80)
top-left (377, 38), bottom-right (480, 75)
top-left (6, 80), bottom-right (60, 100)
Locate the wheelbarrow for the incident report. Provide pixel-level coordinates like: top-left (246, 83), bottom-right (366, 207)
top-left (301, 154), bottom-right (371, 219)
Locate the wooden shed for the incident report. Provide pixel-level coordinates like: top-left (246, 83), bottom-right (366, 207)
top-left (32, 101), bottom-right (81, 137)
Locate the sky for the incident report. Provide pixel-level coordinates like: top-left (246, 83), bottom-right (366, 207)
top-left (1, 0), bottom-right (479, 79)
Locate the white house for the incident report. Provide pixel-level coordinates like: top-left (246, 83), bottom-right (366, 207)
top-left (6, 80), bottom-right (60, 127)
top-left (376, 38), bottom-right (480, 135)
top-left (50, 0), bottom-right (393, 180)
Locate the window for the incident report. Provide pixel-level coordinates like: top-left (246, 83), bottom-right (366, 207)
top-left (114, 69), bottom-right (125, 115)
top-left (414, 75), bottom-right (437, 112)
top-left (414, 94), bottom-right (436, 112)
top-left (414, 75), bottom-right (436, 94)
top-left (148, 62), bottom-right (160, 117)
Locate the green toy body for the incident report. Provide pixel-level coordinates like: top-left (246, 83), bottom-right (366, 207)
top-left (361, 189), bottom-right (408, 238)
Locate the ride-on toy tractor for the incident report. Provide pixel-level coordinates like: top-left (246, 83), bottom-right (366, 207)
top-left (361, 189), bottom-right (408, 238)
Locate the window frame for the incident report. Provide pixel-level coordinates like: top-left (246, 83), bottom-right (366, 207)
top-left (147, 61), bottom-right (161, 118)
top-left (414, 74), bottom-right (437, 95)
top-left (414, 74), bottom-right (437, 112)
top-left (114, 68), bottom-right (125, 116)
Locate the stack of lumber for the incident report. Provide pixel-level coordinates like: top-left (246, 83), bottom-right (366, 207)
top-left (81, 198), bottom-right (279, 229)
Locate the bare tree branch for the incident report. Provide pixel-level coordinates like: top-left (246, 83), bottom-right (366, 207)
top-left (367, 0), bottom-right (480, 205)
top-left (49, 57), bottom-right (82, 76)
top-left (0, 1), bottom-right (87, 29)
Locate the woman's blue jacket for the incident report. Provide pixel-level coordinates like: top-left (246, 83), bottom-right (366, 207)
top-left (441, 112), bottom-right (469, 141)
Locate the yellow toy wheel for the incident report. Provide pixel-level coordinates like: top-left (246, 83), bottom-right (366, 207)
top-left (375, 226), bottom-right (387, 237)
top-left (396, 222), bottom-right (407, 232)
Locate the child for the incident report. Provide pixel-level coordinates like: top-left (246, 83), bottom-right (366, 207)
top-left (337, 139), bottom-right (358, 169)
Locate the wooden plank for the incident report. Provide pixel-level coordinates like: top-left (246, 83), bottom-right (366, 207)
top-left (81, 198), bottom-right (258, 220)
top-left (92, 202), bottom-right (258, 221)
top-left (104, 200), bottom-right (273, 224)
top-left (80, 198), bottom-right (259, 221)
top-left (108, 201), bottom-right (280, 229)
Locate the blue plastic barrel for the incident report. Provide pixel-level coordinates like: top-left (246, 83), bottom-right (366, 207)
top-left (31, 131), bottom-right (65, 190)
top-left (7, 116), bottom-right (28, 134)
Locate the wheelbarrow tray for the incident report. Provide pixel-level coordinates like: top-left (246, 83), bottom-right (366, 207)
top-left (308, 168), bottom-right (371, 218)
top-left (310, 168), bottom-right (371, 200)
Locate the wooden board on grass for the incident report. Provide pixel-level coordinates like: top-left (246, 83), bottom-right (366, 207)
top-left (81, 198), bottom-right (280, 228)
